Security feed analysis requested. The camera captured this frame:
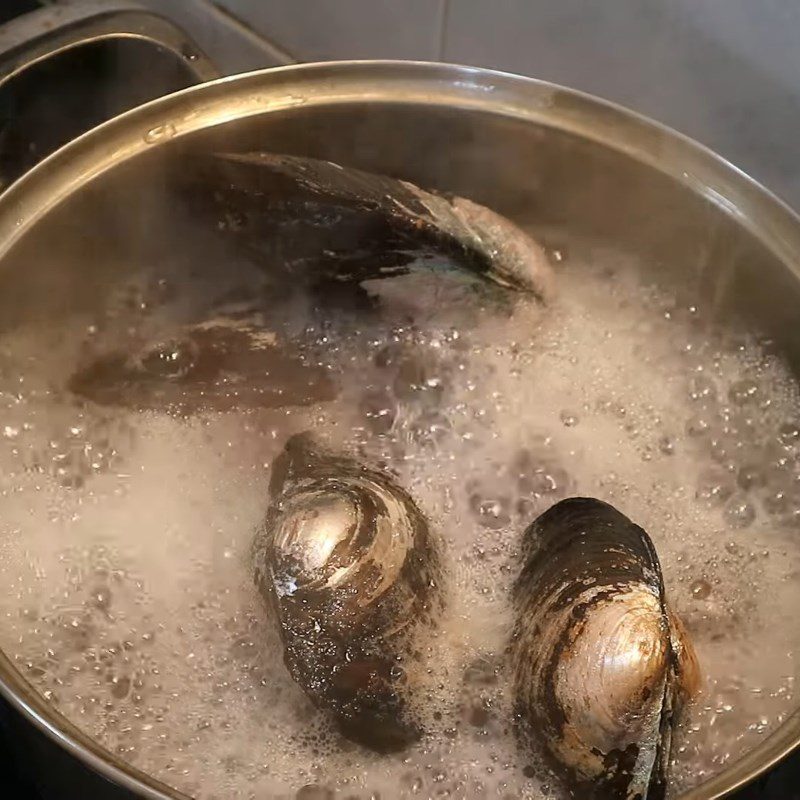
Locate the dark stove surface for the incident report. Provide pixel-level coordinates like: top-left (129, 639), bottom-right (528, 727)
top-left (0, 0), bottom-right (39, 26)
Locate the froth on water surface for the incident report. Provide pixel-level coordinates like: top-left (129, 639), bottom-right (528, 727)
top-left (0, 241), bottom-right (798, 799)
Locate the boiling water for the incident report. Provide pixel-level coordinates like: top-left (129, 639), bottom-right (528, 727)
top-left (0, 245), bottom-right (798, 799)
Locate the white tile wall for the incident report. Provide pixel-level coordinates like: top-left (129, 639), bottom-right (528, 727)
top-left (442, 0), bottom-right (800, 207)
top-left (54, 0), bottom-right (800, 208)
top-left (212, 0), bottom-right (446, 60)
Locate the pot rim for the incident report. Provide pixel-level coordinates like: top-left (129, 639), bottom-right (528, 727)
top-left (0, 59), bottom-right (797, 800)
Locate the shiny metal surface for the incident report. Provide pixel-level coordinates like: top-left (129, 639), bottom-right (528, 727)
top-left (0, 1), bottom-right (218, 186)
top-left (0, 0), bottom-right (219, 89)
top-left (0, 60), bottom-right (798, 799)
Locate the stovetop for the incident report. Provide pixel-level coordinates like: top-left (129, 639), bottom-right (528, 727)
top-left (0, 0), bottom-right (38, 25)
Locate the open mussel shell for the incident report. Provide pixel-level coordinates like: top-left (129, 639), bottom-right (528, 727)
top-left (68, 319), bottom-right (337, 414)
top-left (511, 497), bottom-right (699, 800)
top-left (193, 152), bottom-right (555, 302)
top-left (254, 433), bottom-right (440, 753)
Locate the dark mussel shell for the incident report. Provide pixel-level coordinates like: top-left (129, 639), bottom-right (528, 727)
top-left (68, 320), bottom-right (337, 414)
top-left (254, 433), bottom-right (440, 753)
top-left (192, 152), bottom-right (555, 303)
top-left (511, 497), bottom-right (699, 800)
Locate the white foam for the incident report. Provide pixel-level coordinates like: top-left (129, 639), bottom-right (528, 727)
top-left (0, 249), bottom-right (797, 799)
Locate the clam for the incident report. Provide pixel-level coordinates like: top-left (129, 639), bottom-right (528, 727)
top-left (511, 497), bottom-right (699, 799)
top-left (68, 319), bottom-right (336, 413)
top-left (193, 152), bottom-right (555, 302)
top-left (254, 433), bottom-right (440, 753)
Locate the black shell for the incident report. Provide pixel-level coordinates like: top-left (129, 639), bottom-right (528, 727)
top-left (511, 497), bottom-right (698, 799)
top-left (254, 434), bottom-right (440, 753)
top-left (68, 320), bottom-right (336, 413)
top-left (192, 152), bottom-right (555, 303)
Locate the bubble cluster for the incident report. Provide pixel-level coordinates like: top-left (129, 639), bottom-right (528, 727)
top-left (0, 247), bottom-right (797, 799)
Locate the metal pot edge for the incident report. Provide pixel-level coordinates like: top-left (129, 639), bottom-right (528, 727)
top-left (0, 59), bottom-right (796, 799)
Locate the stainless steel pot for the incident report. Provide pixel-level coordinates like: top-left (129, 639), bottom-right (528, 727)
top-left (0, 4), bottom-right (798, 799)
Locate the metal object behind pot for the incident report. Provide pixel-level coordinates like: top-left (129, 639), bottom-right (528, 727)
top-left (0, 9), bottom-right (798, 800)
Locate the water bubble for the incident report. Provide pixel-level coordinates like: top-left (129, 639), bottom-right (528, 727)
top-left (762, 489), bottom-right (789, 516)
top-left (468, 704), bottom-right (491, 727)
top-left (463, 657), bottom-right (500, 687)
top-left (696, 470), bottom-right (734, 505)
top-left (359, 391), bottom-right (396, 435)
top-left (559, 410), bottom-right (579, 427)
top-left (737, 465), bottom-right (765, 491)
top-left (688, 375), bottom-right (717, 403)
top-left (705, 438), bottom-right (734, 469)
top-left (373, 344), bottom-right (401, 369)
top-left (686, 415), bottom-right (711, 437)
top-left (51, 451), bottom-right (87, 489)
top-left (410, 410), bottom-right (452, 447)
top-left (393, 354), bottom-right (444, 404)
top-left (111, 675), bottom-right (131, 700)
top-left (469, 495), bottom-right (511, 530)
top-left (658, 436), bottom-right (676, 456)
top-left (724, 497), bottom-right (756, 528)
top-left (778, 422), bottom-right (800, 447)
top-left (140, 339), bottom-right (198, 380)
top-left (725, 541), bottom-right (744, 557)
top-left (690, 579), bottom-right (713, 600)
top-left (728, 379), bottom-right (759, 406)
top-left (91, 586), bottom-right (112, 611)
top-left (518, 465), bottom-right (570, 497)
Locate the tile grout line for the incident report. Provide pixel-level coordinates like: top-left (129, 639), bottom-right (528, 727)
top-left (199, 0), bottom-right (299, 64)
top-left (437, 0), bottom-right (450, 61)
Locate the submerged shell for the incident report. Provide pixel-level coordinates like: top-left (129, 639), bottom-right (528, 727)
top-left (193, 152), bottom-right (555, 303)
top-left (68, 319), bottom-right (336, 413)
top-left (254, 434), bottom-right (440, 753)
top-left (511, 497), bottom-right (699, 799)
